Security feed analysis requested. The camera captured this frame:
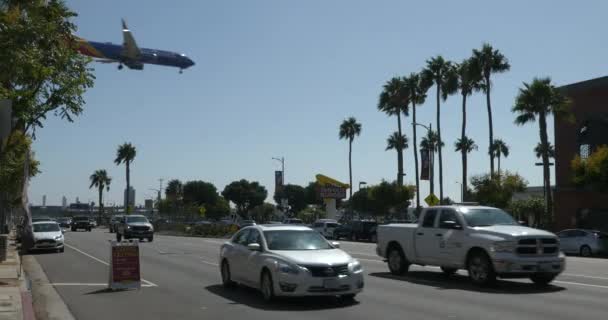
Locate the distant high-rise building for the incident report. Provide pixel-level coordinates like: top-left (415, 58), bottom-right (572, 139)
top-left (124, 187), bottom-right (136, 209)
top-left (62, 196), bottom-right (67, 209)
top-left (42, 195), bottom-right (46, 207)
top-left (76, 197), bottom-right (80, 204)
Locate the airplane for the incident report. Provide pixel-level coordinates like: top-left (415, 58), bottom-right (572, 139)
top-left (76, 19), bottom-right (195, 73)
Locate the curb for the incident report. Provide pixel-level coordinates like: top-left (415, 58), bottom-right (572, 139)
top-left (21, 255), bottom-right (76, 320)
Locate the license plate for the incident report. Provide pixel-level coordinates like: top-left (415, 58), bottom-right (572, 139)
top-left (323, 279), bottom-right (340, 289)
top-left (538, 262), bottom-right (553, 271)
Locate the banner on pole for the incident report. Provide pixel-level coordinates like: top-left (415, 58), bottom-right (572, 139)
top-left (420, 149), bottom-right (430, 180)
top-left (275, 170), bottom-right (283, 191)
top-left (109, 241), bottom-right (141, 290)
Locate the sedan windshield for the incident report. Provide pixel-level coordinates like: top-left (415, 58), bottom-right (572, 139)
top-left (33, 223), bottom-right (60, 232)
top-left (461, 208), bottom-right (518, 227)
top-left (126, 216), bottom-right (148, 223)
top-left (264, 230), bottom-right (332, 250)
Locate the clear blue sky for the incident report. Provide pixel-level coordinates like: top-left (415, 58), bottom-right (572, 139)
top-left (30, 0), bottom-right (608, 206)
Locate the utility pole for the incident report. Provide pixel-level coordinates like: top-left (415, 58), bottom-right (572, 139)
top-left (158, 178), bottom-right (164, 203)
top-left (272, 157), bottom-right (285, 185)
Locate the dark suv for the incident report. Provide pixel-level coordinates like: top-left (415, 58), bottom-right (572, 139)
top-left (334, 220), bottom-right (378, 242)
top-left (116, 215), bottom-right (154, 242)
top-left (71, 216), bottom-right (92, 231)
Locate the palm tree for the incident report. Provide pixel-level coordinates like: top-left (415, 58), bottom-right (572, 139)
top-left (403, 73), bottom-right (428, 209)
top-left (89, 169), bottom-right (111, 223)
top-left (490, 139), bottom-right (510, 175)
top-left (473, 43), bottom-right (510, 176)
top-left (454, 137), bottom-right (477, 201)
top-left (378, 77), bottom-right (409, 185)
top-left (456, 58), bottom-right (482, 184)
top-left (386, 132), bottom-right (409, 183)
top-left (421, 56), bottom-right (458, 203)
top-left (339, 117), bottom-right (362, 199)
top-left (513, 77), bottom-right (571, 226)
top-left (114, 143), bottom-right (137, 213)
top-left (420, 130), bottom-right (443, 196)
top-left (534, 142), bottom-right (555, 159)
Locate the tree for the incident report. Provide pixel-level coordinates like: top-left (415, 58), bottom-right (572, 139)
top-left (339, 117), bottom-right (362, 199)
top-left (490, 139), bottom-right (510, 175)
top-left (454, 136), bottom-right (478, 201)
top-left (114, 142), bottom-right (136, 213)
top-left (250, 203), bottom-right (276, 223)
top-left (403, 73), bottom-right (428, 209)
top-left (89, 169), bottom-right (111, 223)
top-left (512, 77), bottom-right (571, 228)
top-left (420, 129), bottom-right (442, 195)
top-left (183, 180), bottom-right (219, 208)
top-left (472, 43), bottom-right (510, 175)
top-left (508, 197), bottom-right (546, 227)
top-left (349, 188), bottom-right (374, 216)
top-left (421, 56), bottom-right (458, 204)
top-left (442, 197), bottom-right (455, 205)
top-left (385, 131), bottom-right (409, 183)
top-left (165, 179), bottom-right (183, 202)
top-left (297, 207), bottom-right (326, 224)
top-left (535, 142), bottom-right (555, 159)
top-left (221, 179), bottom-right (268, 218)
top-left (378, 77), bottom-right (409, 185)
top-left (572, 145), bottom-right (608, 192)
top-left (205, 197), bottom-right (231, 221)
top-left (470, 171), bottom-right (527, 209)
top-left (273, 184), bottom-right (307, 213)
top-left (368, 181), bottom-right (414, 219)
top-left (304, 182), bottom-right (323, 206)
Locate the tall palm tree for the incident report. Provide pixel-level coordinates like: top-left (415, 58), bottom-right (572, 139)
top-left (456, 58), bottom-right (482, 186)
top-left (421, 56), bottom-right (458, 203)
top-left (403, 73), bottom-right (428, 209)
top-left (339, 117), bottom-right (362, 199)
top-left (513, 77), bottom-right (570, 226)
top-left (534, 142), bottom-right (555, 159)
top-left (386, 132), bottom-right (409, 183)
top-left (473, 43), bottom-right (511, 176)
top-left (114, 143), bottom-right (137, 213)
top-left (491, 139), bottom-right (510, 175)
top-left (378, 77), bottom-right (409, 185)
top-left (454, 137), bottom-right (477, 201)
top-left (165, 179), bottom-right (183, 201)
top-left (420, 130), bottom-right (443, 196)
top-left (89, 169), bottom-right (111, 223)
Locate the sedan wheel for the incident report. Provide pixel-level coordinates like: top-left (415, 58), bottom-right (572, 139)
top-left (580, 245), bottom-right (592, 257)
top-left (261, 271), bottom-right (274, 302)
top-left (221, 261), bottom-right (235, 288)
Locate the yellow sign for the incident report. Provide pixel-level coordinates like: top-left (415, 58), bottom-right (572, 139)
top-left (425, 193), bottom-right (440, 206)
top-left (315, 174), bottom-right (350, 188)
top-left (199, 206), bottom-right (206, 217)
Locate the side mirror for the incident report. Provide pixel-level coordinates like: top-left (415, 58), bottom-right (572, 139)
top-left (441, 220), bottom-right (462, 230)
top-left (331, 241), bottom-right (340, 248)
top-left (247, 243), bottom-right (261, 251)
top-left (518, 220), bottom-right (528, 226)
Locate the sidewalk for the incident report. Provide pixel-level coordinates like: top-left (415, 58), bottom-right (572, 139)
top-left (0, 235), bottom-right (34, 320)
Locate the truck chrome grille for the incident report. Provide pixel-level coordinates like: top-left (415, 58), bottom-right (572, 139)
top-left (517, 237), bottom-right (559, 256)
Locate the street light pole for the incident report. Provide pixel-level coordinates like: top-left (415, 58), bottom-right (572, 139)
top-left (272, 157), bottom-right (285, 185)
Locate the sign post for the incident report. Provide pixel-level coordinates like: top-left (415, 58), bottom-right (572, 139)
top-left (109, 240), bottom-right (141, 290)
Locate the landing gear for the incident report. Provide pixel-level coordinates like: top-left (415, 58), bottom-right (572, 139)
top-left (118, 64), bottom-right (124, 70)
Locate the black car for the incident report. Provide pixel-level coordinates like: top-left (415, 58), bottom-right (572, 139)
top-left (56, 217), bottom-right (72, 228)
top-left (334, 220), bottom-right (378, 242)
top-left (71, 216), bottom-right (92, 231)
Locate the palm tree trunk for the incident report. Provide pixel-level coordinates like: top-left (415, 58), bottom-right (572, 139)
top-left (497, 155), bottom-right (501, 177)
top-left (461, 93), bottom-right (467, 143)
top-left (430, 150), bottom-right (434, 195)
top-left (539, 112), bottom-right (553, 228)
top-left (436, 85), bottom-right (444, 203)
top-left (397, 115), bottom-right (404, 186)
top-left (461, 93), bottom-right (467, 201)
top-left (349, 139), bottom-right (353, 199)
top-left (126, 161), bottom-right (130, 214)
top-left (412, 102), bottom-right (420, 210)
top-left (98, 187), bottom-right (103, 224)
top-left (486, 76), bottom-right (495, 176)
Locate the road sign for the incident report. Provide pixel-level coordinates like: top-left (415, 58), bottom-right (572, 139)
top-left (109, 241), bottom-right (141, 290)
top-left (425, 193), bottom-right (440, 206)
top-left (319, 186), bottom-right (347, 199)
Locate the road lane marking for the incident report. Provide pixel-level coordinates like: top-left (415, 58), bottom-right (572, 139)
top-left (357, 258), bottom-right (384, 263)
top-left (64, 243), bottom-right (158, 287)
top-left (562, 273), bottom-right (608, 281)
top-left (554, 280), bottom-right (608, 289)
top-left (348, 251), bottom-right (380, 257)
top-left (201, 259), bottom-right (219, 267)
top-left (49, 283), bottom-right (156, 287)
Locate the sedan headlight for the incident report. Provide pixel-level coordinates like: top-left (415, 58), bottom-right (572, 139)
top-left (54, 235), bottom-right (63, 241)
top-left (491, 240), bottom-right (517, 253)
top-left (276, 262), bottom-right (299, 275)
top-left (349, 260), bottom-right (363, 273)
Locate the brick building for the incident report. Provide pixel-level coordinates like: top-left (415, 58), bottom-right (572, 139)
top-left (555, 76), bottom-right (608, 232)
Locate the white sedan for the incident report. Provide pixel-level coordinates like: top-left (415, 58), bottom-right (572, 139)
top-left (219, 225), bottom-right (364, 302)
top-left (32, 221), bottom-right (64, 252)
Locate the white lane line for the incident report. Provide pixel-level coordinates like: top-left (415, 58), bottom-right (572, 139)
top-left (562, 273), bottom-right (608, 281)
top-left (348, 251), bottom-right (380, 257)
top-left (201, 259), bottom-right (219, 267)
top-left (49, 283), bottom-right (156, 287)
top-left (357, 258), bottom-right (384, 263)
top-left (64, 243), bottom-right (158, 287)
top-left (554, 280), bottom-right (608, 289)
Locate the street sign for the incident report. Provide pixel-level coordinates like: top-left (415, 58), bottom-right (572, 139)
top-left (319, 186), bottom-right (347, 199)
top-left (425, 193), bottom-right (440, 206)
top-left (109, 241), bottom-right (141, 290)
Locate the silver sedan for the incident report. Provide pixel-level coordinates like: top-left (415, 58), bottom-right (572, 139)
top-left (219, 225), bottom-right (364, 302)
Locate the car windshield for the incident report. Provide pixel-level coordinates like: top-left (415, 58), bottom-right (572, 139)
top-left (126, 216), bottom-right (148, 223)
top-left (461, 208), bottom-right (518, 227)
top-left (33, 223), bottom-right (60, 232)
top-left (263, 230), bottom-right (332, 250)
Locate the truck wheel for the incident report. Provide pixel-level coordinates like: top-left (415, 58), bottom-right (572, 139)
top-left (116, 233), bottom-right (122, 242)
top-left (441, 267), bottom-right (457, 276)
top-left (580, 245), bottom-right (592, 257)
top-left (387, 246), bottom-right (409, 275)
top-left (530, 273), bottom-right (556, 286)
top-left (71, 227), bottom-right (76, 232)
top-left (467, 251), bottom-right (496, 286)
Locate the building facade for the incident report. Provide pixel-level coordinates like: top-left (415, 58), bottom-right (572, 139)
top-left (555, 76), bottom-right (608, 232)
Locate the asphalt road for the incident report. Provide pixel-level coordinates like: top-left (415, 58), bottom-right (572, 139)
top-left (32, 228), bottom-right (608, 320)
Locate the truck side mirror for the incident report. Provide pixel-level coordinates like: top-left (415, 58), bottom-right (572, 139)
top-left (441, 220), bottom-right (462, 230)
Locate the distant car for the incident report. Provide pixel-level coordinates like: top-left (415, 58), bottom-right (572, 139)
top-left (557, 229), bottom-right (608, 257)
top-left (238, 220), bottom-right (256, 228)
top-left (109, 215), bottom-right (124, 233)
top-left (31, 221), bottom-right (64, 253)
top-left (115, 215), bottom-right (154, 242)
top-left (89, 219), bottom-right (98, 228)
top-left (312, 220), bottom-right (339, 239)
top-left (334, 220), bottom-right (378, 242)
top-left (219, 225), bottom-right (364, 302)
top-left (71, 216), bottom-right (92, 232)
top-left (32, 217), bottom-right (54, 223)
top-left (55, 217), bottom-right (72, 228)
top-left (267, 221), bottom-right (283, 225)
top-left (283, 218), bottom-right (304, 225)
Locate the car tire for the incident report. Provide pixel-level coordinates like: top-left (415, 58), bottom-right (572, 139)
top-left (71, 228), bottom-right (76, 232)
top-left (580, 245), bottom-right (592, 257)
top-left (333, 232), bottom-right (339, 240)
top-left (530, 273), bottom-right (556, 286)
top-left (221, 260), bottom-right (235, 288)
top-left (467, 251), bottom-right (496, 286)
top-left (340, 294), bottom-right (356, 302)
top-left (116, 233), bottom-right (122, 242)
top-left (387, 245), bottom-right (409, 275)
top-left (440, 267), bottom-right (458, 276)
top-left (260, 270), bottom-right (275, 302)
top-left (370, 234), bottom-right (377, 243)
top-left (148, 236), bottom-right (153, 242)
top-left (59, 247), bottom-right (64, 253)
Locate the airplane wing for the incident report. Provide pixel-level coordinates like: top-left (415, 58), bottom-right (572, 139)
top-left (121, 19), bottom-right (141, 59)
top-left (94, 58), bottom-right (117, 63)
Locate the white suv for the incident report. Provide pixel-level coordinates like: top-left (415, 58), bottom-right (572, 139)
top-left (312, 219), bottom-right (339, 239)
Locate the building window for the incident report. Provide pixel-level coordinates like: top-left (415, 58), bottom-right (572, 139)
top-left (580, 144), bottom-right (590, 160)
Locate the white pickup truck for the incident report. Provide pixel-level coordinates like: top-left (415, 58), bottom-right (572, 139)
top-left (376, 205), bottom-right (566, 286)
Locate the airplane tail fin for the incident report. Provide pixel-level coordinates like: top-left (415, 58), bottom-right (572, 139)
top-left (122, 18), bottom-right (128, 31)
